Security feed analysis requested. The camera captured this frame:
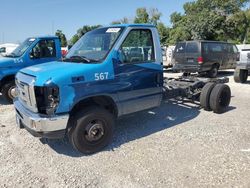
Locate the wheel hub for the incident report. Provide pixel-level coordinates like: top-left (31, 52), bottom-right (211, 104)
top-left (8, 86), bottom-right (17, 99)
top-left (85, 121), bottom-right (104, 142)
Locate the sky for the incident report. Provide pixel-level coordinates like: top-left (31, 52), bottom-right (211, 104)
top-left (0, 0), bottom-right (192, 44)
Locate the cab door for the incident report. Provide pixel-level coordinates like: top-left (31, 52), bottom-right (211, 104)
top-left (28, 39), bottom-right (58, 66)
top-left (115, 28), bottom-right (163, 115)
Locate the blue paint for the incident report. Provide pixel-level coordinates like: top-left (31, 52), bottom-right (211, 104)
top-left (0, 36), bottom-right (61, 89)
top-left (19, 24), bottom-right (164, 117)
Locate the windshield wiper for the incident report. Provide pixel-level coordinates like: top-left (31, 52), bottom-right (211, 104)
top-left (63, 55), bottom-right (98, 63)
top-left (64, 55), bottom-right (90, 63)
top-left (70, 55), bottom-right (91, 62)
top-left (4, 53), bottom-right (18, 58)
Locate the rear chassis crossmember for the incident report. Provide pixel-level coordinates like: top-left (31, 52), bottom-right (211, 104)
top-left (163, 76), bottom-right (229, 101)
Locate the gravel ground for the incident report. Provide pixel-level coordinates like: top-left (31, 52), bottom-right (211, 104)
top-left (0, 70), bottom-right (250, 188)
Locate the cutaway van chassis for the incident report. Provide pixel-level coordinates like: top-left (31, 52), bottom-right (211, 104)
top-left (163, 76), bottom-right (231, 113)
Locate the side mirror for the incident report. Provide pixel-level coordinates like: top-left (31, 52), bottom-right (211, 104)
top-left (116, 49), bottom-right (125, 63)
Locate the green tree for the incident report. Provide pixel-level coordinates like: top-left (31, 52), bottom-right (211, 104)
top-left (169, 0), bottom-right (250, 43)
top-left (70, 34), bottom-right (80, 46)
top-left (149, 8), bottom-right (162, 25)
top-left (168, 13), bottom-right (191, 44)
top-left (243, 9), bottom-right (250, 43)
top-left (157, 22), bottom-right (170, 46)
top-left (170, 12), bottom-right (183, 28)
top-left (224, 11), bottom-right (248, 43)
top-left (55, 30), bottom-right (67, 47)
top-left (111, 17), bottom-right (129, 25)
top-left (134, 8), bottom-right (149, 23)
top-left (134, 7), bottom-right (162, 25)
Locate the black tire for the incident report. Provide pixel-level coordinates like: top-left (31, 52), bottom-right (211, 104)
top-left (207, 65), bottom-right (218, 78)
top-left (68, 106), bottom-right (115, 154)
top-left (200, 82), bottom-right (216, 111)
top-left (234, 69), bottom-right (248, 83)
top-left (1, 81), bottom-right (16, 104)
top-left (209, 84), bottom-right (231, 113)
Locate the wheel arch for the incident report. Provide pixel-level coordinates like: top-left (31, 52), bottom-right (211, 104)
top-left (213, 63), bottom-right (220, 69)
top-left (0, 74), bottom-right (15, 91)
top-left (69, 94), bottom-right (119, 118)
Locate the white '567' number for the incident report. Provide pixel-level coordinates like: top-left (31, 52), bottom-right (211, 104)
top-left (95, 72), bottom-right (109, 81)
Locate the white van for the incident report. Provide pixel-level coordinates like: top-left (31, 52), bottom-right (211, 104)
top-left (0, 43), bottom-right (19, 56)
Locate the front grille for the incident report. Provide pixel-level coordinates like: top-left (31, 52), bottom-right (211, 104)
top-left (16, 72), bottom-right (38, 113)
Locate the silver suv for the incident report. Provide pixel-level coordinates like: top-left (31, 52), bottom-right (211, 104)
top-left (234, 49), bottom-right (250, 83)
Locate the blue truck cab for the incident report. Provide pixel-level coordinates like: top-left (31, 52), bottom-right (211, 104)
top-left (0, 36), bottom-right (61, 103)
top-left (14, 24), bottom-right (163, 153)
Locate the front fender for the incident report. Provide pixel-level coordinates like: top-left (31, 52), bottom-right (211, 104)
top-left (70, 93), bottom-right (119, 111)
top-left (0, 67), bottom-right (22, 81)
top-left (55, 81), bottom-right (121, 116)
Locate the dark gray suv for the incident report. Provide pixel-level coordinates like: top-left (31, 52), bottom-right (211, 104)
top-left (172, 41), bottom-right (239, 77)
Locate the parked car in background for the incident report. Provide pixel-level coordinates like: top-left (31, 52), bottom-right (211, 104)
top-left (0, 43), bottom-right (19, 56)
top-left (61, 46), bottom-right (68, 57)
top-left (162, 46), bottom-right (167, 63)
top-left (172, 41), bottom-right (239, 77)
top-left (234, 47), bottom-right (250, 83)
top-left (162, 45), bottom-right (175, 68)
top-left (0, 36), bottom-right (61, 103)
top-left (236, 44), bottom-right (250, 52)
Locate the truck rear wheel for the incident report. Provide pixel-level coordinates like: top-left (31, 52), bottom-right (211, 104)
top-left (200, 82), bottom-right (216, 111)
top-left (209, 84), bottom-right (231, 113)
top-left (1, 81), bottom-right (16, 104)
top-left (234, 69), bottom-right (248, 83)
top-left (69, 106), bottom-right (115, 154)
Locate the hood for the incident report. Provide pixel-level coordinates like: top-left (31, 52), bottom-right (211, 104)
top-left (20, 61), bottom-right (104, 86)
top-left (0, 57), bottom-right (16, 68)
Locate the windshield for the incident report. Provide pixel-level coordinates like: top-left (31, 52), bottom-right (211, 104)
top-left (66, 27), bottom-right (124, 62)
top-left (8, 38), bottom-right (36, 57)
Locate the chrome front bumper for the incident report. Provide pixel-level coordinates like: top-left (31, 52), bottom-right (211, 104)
top-left (14, 99), bottom-right (69, 138)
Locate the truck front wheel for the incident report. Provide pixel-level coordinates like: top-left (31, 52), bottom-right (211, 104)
top-left (1, 81), bottom-right (16, 104)
top-left (69, 106), bottom-right (115, 154)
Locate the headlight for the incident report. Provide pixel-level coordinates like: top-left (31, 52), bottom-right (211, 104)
top-left (34, 85), bottom-right (59, 115)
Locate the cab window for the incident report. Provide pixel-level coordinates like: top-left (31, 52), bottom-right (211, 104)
top-left (209, 43), bottom-right (223, 53)
top-left (186, 42), bottom-right (199, 53)
top-left (174, 42), bottom-right (186, 53)
top-left (227, 44), bottom-right (234, 53)
top-left (120, 29), bottom-right (155, 63)
top-left (202, 43), bottom-right (209, 54)
top-left (233, 45), bottom-right (238, 53)
top-left (30, 39), bottom-right (56, 59)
